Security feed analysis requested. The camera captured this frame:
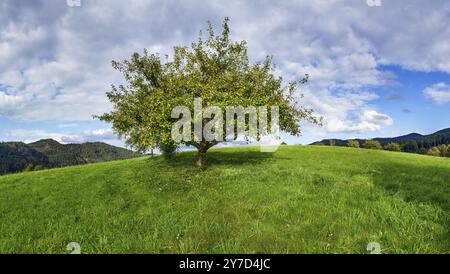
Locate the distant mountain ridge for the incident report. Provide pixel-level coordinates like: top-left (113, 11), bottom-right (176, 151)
top-left (0, 139), bottom-right (137, 175)
top-left (311, 128), bottom-right (450, 149)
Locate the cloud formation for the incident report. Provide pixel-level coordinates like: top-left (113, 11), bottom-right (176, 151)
top-left (1, 128), bottom-right (122, 146)
top-left (60, 128), bottom-right (117, 143)
top-left (1, 0), bottom-right (450, 141)
top-left (1, 128), bottom-right (65, 143)
top-left (327, 109), bottom-right (393, 133)
top-left (423, 82), bottom-right (450, 104)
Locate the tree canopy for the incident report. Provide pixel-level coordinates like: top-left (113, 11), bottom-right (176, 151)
top-left (364, 140), bottom-right (382, 150)
top-left (347, 140), bottom-right (360, 148)
top-left (97, 18), bottom-right (321, 166)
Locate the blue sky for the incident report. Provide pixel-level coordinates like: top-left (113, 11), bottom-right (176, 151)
top-left (1, 0), bottom-right (450, 147)
top-left (374, 66), bottom-right (450, 133)
top-left (289, 65), bottom-right (450, 144)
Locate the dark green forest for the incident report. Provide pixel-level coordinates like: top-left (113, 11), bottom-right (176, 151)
top-left (0, 139), bottom-right (137, 175)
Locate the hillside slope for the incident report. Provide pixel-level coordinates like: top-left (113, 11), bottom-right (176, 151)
top-left (312, 127), bottom-right (450, 149)
top-left (0, 139), bottom-right (137, 175)
top-left (28, 139), bottom-right (137, 167)
top-left (0, 142), bottom-right (49, 174)
top-left (0, 146), bottom-right (448, 253)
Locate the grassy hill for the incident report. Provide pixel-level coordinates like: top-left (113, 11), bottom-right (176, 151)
top-left (0, 146), bottom-right (449, 254)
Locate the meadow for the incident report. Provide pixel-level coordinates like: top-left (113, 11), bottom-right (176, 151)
top-left (0, 146), bottom-right (448, 253)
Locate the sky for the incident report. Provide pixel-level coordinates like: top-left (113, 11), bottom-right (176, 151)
top-left (1, 0), bottom-right (450, 147)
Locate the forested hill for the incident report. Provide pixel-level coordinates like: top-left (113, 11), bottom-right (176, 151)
top-left (0, 139), bottom-right (137, 175)
top-left (311, 128), bottom-right (450, 150)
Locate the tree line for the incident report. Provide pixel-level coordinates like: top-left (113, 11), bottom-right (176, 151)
top-left (343, 139), bottom-right (450, 157)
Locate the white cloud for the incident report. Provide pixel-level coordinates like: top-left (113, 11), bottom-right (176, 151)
top-left (2, 0), bottom-right (450, 137)
top-left (0, 24), bottom-right (50, 71)
top-left (1, 129), bottom-right (65, 143)
top-left (1, 128), bottom-right (124, 147)
top-left (58, 123), bottom-right (79, 128)
top-left (298, 88), bottom-right (391, 133)
top-left (0, 91), bottom-right (25, 114)
top-left (423, 82), bottom-right (450, 104)
top-left (60, 128), bottom-right (118, 143)
top-left (326, 110), bottom-right (393, 133)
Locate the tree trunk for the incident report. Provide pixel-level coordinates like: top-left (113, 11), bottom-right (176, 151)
top-left (195, 143), bottom-right (208, 167)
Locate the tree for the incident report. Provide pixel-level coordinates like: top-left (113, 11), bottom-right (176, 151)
top-left (23, 164), bottom-right (34, 172)
top-left (159, 141), bottom-right (178, 160)
top-left (427, 147), bottom-right (441, 157)
top-left (384, 142), bottom-right (401, 152)
top-left (364, 140), bottom-right (381, 150)
top-left (436, 144), bottom-right (449, 157)
top-left (402, 141), bottom-right (419, 153)
top-left (347, 140), bottom-right (360, 148)
top-left (33, 165), bottom-right (44, 171)
top-left (97, 18), bottom-right (321, 167)
top-left (418, 148), bottom-right (428, 155)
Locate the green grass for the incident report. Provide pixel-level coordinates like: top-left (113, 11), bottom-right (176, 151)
top-left (0, 146), bottom-right (449, 254)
